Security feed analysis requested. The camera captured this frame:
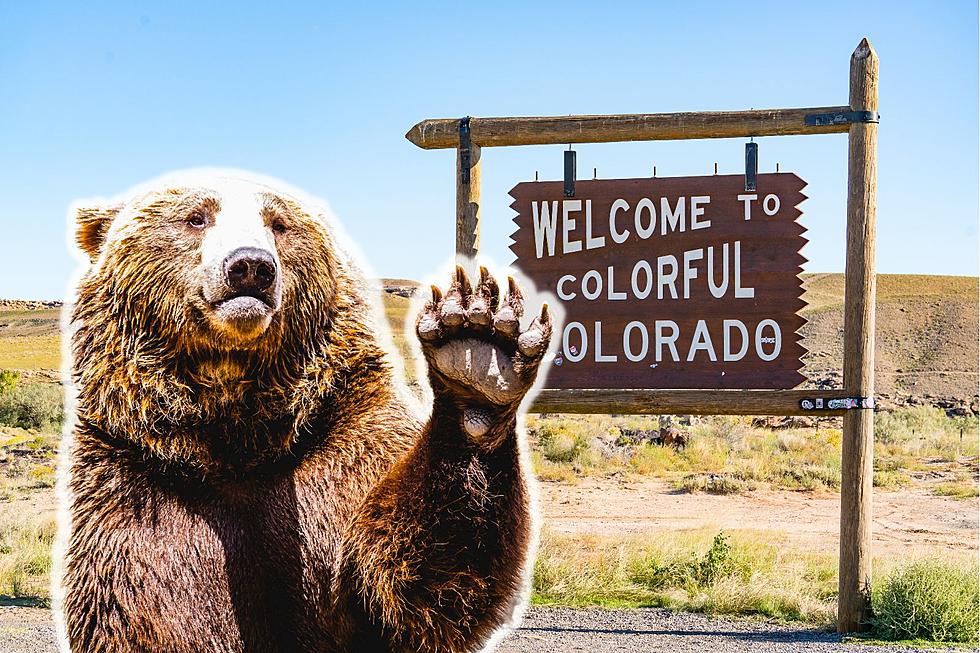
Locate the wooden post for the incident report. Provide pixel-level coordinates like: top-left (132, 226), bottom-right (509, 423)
top-left (456, 142), bottom-right (481, 260)
top-left (838, 37), bottom-right (879, 633)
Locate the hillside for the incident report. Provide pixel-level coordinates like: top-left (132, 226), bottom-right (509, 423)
top-left (800, 274), bottom-right (978, 402)
top-left (1, 275), bottom-right (977, 403)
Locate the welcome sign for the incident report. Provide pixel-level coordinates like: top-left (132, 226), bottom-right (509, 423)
top-left (509, 173), bottom-right (808, 390)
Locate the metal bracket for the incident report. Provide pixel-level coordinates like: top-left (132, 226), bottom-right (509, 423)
top-left (804, 110), bottom-right (879, 127)
top-left (459, 116), bottom-right (472, 184)
top-left (564, 149), bottom-right (577, 198)
top-left (744, 141), bottom-right (758, 191)
top-left (799, 396), bottom-right (875, 411)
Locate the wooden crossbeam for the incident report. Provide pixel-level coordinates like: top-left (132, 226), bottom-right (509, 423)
top-left (406, 106), bottom-right (853, 149)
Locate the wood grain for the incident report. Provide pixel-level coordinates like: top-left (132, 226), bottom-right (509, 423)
top-left (406, 106), bottom-right (852, 149)
top-left (838, 37), bottom-right (879, 634)
top-left (529, 389), bottom-right (846, 416)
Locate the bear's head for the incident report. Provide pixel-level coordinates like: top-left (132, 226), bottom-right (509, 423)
top-left (70, 172), bottom-right (390, 471)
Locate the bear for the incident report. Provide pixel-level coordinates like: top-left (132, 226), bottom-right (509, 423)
top-left (56, 171), bottom-right (553, 653)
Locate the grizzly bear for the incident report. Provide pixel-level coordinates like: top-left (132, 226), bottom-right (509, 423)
top-left (57, 171), bottom-right (553, 653)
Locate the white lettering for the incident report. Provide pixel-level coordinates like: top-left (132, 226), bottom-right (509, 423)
top-left (531, 201), bottom-right (558, 258)
top-left (557, 274), bottom-right (577, 300)
top-left (660, 197), bottom-right (685, 234)
top-left (657, 255), bottom-right (678, 299)
top-left (594, 321), bottom-right (617, 362)
top-left (635, 198), bottom-right (657, 239)
top-left (584, 200), bottom-right (605, 250)
top-left (609, 199), bottom-right (630, 243)
top-left (631, 260), bottom-right (653, 299)
top-left (707, 243), bottom-right (729, 298)
top-left (562, 200), bottom-right (583, 254)
top-left (623, 321), bottom-right (649, 362)
top-left (734, 240), bottom-right (755, 298)
top-left (755, 319), bottom-right (782, 361)
top-left (690, 196), bottom-right (711, 230)
top-left (655, 320), bottom-right (680, 362)
top-left (723, 319), bottom-right (749, 361)
top-left (683, 248), bottom-right (704, 299)
top-left (687, 319), bottom-right (717, 362)
top-left (563, 322), bottom-right (587, 362)
top-left (737, 194), bottom-right (757, 221)
top-left (606, 265), bottom-right (626, 300)
top-left (763, 194), bottom-right (780, 216)
top-left (582, 270), bottom-right (602, 300)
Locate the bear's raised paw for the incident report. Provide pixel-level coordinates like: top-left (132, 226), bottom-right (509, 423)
top-left (416, 265), bottom-right (551, 417)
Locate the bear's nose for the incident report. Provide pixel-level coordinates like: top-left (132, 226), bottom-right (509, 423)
top-left (223, 247), bottom-right (277, 294)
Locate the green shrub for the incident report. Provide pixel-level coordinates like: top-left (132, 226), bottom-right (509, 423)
top-left (933, 478), bottom-right (979, 500)
top-left (0, 370), bottom-right (20, 394)
top-left (689, 532), bottom-right (733, 588)
top-left (675, 473), bottom-right (753, 495)
top-left (535, 423), bottom-right (590, 464)
top-left (630, 442), bottom-right (686, 475)
top-left (872, 558), bottom-right (979, 644)
top-left (0, 382), bottom-right (64, 431)
top-left (873, 469), bottom-right (910, 490)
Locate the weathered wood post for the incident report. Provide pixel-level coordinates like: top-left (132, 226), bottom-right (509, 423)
top-left (455, 118), bottom-right (481, 260)
top-left (838, 37), bottom-right (879, 633)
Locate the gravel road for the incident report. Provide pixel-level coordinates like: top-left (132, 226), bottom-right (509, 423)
top-left (1, 605), bottom-right (959, 652)
top-left (496, 607), bottom-right (955, 652)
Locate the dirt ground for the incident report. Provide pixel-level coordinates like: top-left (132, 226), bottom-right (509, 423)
top-left (536, 471), bottom-right (979, 557)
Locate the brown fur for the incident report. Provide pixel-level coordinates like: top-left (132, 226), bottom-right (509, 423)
top-left (59, 176), bottom-right (546, 652)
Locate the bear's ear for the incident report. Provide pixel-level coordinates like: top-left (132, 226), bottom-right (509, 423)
top-left (75, 204), bottom-right (122, 261)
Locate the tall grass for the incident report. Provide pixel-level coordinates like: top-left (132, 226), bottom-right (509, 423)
top-left (534, 529), bottom-right (980, 643)
top-left (875, 405), bottom-right (979, 461)
top-left (0, 509), bottom-right (56, 600)
top-left (532, 528), bottom-right (838, 623)
top-left (872, 558), bottom-right (979, 644)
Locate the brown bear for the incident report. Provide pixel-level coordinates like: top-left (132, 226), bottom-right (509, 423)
top-left (56, 171), bottom-right (553, 653)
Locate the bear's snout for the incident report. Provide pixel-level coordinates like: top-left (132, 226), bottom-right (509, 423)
top-left (203, 242), bottom-right (283, 338)
top-left (224, 246), bottom-right (278, 297)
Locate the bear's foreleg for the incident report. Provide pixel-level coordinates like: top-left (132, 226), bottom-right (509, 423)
top-left (340, 266), bottom-right (551, 652)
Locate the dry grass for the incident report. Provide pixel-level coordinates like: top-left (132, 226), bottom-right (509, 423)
top-left (0, 336), bottom-right (61, 371)
top-left (523, 410), bottom-right (978, 495)
top-left (801, 273), bottom-right (978, 312)
top-left (933, 476), bottom-right (980, 500)
top-left (0, 428), bottom-right (59, 501)
top-left (532, 527), bottom-right (839, 622)
top-left (0, 509), bottom-right (55, 600)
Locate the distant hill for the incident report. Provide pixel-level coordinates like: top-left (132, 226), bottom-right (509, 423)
top-left (800, 274), bottom-right (978, 402)
top-left (1, 275), bottom-right (977, 404)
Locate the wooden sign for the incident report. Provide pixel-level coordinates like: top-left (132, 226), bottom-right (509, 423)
top-left (510, 173), bottom-right (808, 390)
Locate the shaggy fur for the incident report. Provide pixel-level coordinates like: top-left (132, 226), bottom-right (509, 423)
top-left (57, 172), bottom-right (552, 653)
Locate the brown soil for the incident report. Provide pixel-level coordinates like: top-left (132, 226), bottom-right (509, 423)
top-left (535, 466), bottom-right (979, 557)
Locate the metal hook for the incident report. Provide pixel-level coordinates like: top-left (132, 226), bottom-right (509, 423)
top-left (564, 149), bottom-right (577, 197)
top-left (745, 141), bottom-right (758, 192)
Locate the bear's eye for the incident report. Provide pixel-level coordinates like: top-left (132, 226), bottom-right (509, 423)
top-left (187, 212), bottom-right (208, 229)
top-left (272, 220), bottom-right (288, 235)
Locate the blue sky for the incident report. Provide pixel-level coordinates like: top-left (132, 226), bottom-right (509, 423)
top-left (1, 1), bottom-right (976, 300)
